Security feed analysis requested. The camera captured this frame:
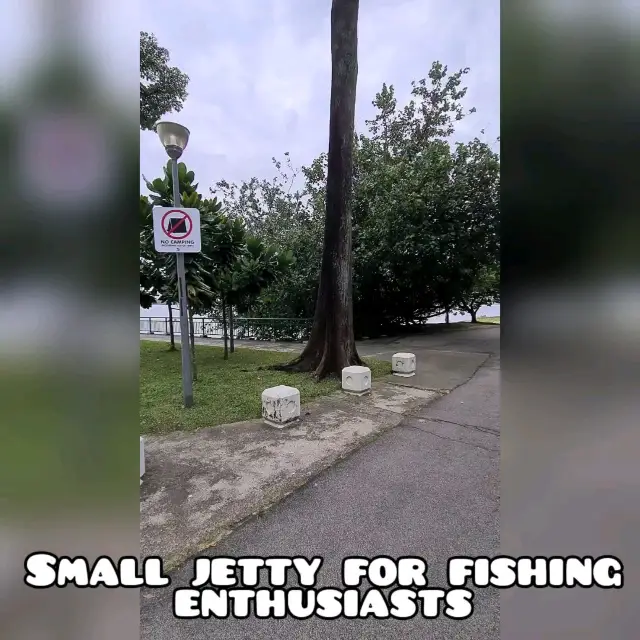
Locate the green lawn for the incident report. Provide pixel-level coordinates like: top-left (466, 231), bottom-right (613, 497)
top-left (140, 340), bottom-right (391, 435)
top-left (478, 316), bottom-right (500, 324)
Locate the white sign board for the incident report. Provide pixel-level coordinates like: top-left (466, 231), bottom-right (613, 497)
top-left (152, 207), bottom-right (201, 253)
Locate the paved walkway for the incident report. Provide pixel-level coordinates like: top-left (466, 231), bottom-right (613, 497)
top-left (141, 326), bottom-right (499, 638)
top-left (141, 352), bottom-right (500, 639)
top-left (140, 321), bottom-right (498, 357)
top-left (140, 327), bottom-right (497, 565)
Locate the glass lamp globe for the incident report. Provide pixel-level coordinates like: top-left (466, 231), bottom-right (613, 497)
top-left (155, 121), bottom-right (190, 159)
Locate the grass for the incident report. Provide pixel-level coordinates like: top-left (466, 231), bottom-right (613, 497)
top-left (477, 316), bottom-right (500, 324)
top-left (140, 340), bottom-right (391, 435)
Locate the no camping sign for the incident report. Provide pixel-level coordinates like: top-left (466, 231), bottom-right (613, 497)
top-left (152, 207), bottom-right (201, 253)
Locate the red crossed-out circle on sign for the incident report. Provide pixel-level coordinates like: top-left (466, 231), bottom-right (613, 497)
top-left (161, 209), bottom-right (193, 239)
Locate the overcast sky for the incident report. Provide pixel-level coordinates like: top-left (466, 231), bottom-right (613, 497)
top-left (141, 0), bottom-right (499, 194)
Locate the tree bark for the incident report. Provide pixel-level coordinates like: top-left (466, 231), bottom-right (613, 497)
top-left (229, 305), bottom-right (235, 353)
top-left (470, 309), bottom-right (477, 323)
top-left (222, 298), bottom-right (229, 360)
top-left (445, 307), bottom-right (450, 324)
top-left (167, 302), bottom-right (176, 350)
top-left (276, 0), bottom-right (362, 379)
top-left (188, 304), bottom-right (197, 381)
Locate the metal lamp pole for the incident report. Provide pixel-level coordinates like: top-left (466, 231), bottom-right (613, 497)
top-left (171, 159), bottom-right (194, 408)
top-left (156, 121), bottom-right (194, 407)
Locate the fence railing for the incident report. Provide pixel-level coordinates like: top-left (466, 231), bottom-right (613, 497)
top-left (140, 316), bottom-right (313, 342)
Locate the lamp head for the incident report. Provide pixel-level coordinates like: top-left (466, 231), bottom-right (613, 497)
top-left (155, 121), bottom-right (190, 160)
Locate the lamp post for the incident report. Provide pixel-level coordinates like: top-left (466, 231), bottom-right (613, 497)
top-left (155, 121), bottom-right (194, 408)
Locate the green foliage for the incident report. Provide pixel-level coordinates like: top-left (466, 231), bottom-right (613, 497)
top-left (348, 64), bottom-right (498, 333)
top-left (140, 31), bottom-right (189, 130)
top-left (141, 161), bottom-right (243, 311)
top-left (140, 161), bottom-right (293, 321)
top-left (212, 233), bottom-right (295, 336)
top-left (139, 196), bottom-right (158, 308)
top-left (216, 63), bottom-right (499, 335)
top-left (233, 317), bottom-right (312, 342)
top-left (215, 153), bottom-right (316, 243)
top-left (141, 61), bottom-right (499, 338)
top-left (213, 155), bottom-right (323, 319)
top-left (456, 265), bottom-right (500, 319)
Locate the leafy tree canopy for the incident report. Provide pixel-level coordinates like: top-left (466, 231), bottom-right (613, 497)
top-left (140, 31), bottom-right (189, 130)
top-left (140, 161), bottom-right (293, 321)
top-left (214, 62), bottom-right (500, 335)
top-left (141, 62), bottom-right (500, 339)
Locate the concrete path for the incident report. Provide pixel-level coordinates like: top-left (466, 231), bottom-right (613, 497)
top-left (141, 327), bottom-right (498, 568)
top-left (141, 354), bottom-right (499, 639)
top-left (140, 322), bottom-right (498, 358)
top-left (141, 383), bottom-right (444, 570)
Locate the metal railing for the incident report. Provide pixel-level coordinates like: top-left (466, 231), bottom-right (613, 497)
top-left (140, 316), bottom-right (312, 342)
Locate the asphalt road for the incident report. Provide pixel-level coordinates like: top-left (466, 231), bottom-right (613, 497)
top-left (141, 331), bottom-right (500, 639)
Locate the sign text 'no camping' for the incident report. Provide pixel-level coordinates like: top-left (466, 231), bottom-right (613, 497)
top-left (152, 207), bottom-right (201, 253)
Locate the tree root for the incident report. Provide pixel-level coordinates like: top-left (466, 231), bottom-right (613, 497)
top-left (269, 349), bottom-right (364, 380)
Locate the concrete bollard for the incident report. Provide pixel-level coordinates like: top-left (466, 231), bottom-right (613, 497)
top-left (342, 365), bottom-right (372, 396)
top-left (262, 385), bottom-right (301, 428)
top-left (140, 437), bottom-right (145, 485)
top-left (392, 352), bottom-right (416, 377)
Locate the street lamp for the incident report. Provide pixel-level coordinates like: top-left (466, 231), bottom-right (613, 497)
top-left (155, 120), bottom-right (194, 407)
top-left (156, 121), bottom-right (190, 159)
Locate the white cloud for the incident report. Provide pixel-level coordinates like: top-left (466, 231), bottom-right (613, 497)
top-left (141, 0), bottom-right (499, 191)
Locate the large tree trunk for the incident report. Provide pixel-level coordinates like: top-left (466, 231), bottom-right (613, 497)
top-left (229, 305), bottom-right (235, 353)
top-left (222, 298), bottom-right (229, 360)
top-left (188, 304), bottom-right (197, 381)
top-left (470, 309), bottom-right (477, 323)
top-left (445, 306), bottom-right (450, 325)
top-left (277, 0), bottom-right (362, 379)
top-left (167, 302), bottom-right (176, 350)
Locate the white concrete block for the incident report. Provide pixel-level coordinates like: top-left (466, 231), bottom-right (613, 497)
top-left (342, 365), bottom-right (372, 395)
top-left (262, 385), bottom-right (301, 428)
top-left (392, 352), bottom-right (416, 377)
top-left (140, 437), bottom-right (145, 484)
